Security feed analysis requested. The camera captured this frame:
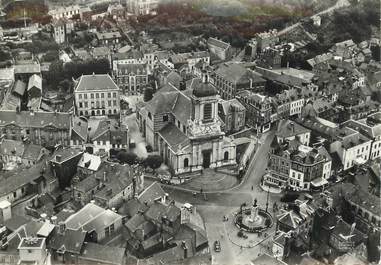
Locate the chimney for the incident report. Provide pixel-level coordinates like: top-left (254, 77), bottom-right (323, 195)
top-left (181, 241), bottom-right (188, 259)
top-left (55, 155), bottom-right (62, 163)
top-left (202, 70), bottom-right (208, 84)
top-left (132, 176), bottom-right (137, 197)
top-left (51, 216), bottom-right (57, 225)
top-left (103, 172), bottom-right (107, 182)
top-left (58, 221), bottom-right (66, 234)
top-left (179, 81), bottom-right (186, 91)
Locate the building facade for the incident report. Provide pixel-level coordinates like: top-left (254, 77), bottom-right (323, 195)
top-left (74, 74), bottom-right (121, 116)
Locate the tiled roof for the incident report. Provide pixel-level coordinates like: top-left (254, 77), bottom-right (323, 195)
top-left (138, 182), bottom-right (166, 206)
top-left (75, 74), bottom-right (119, 92)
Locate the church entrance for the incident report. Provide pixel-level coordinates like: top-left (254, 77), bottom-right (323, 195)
top-left (202, 150), bottom-right (212, 168)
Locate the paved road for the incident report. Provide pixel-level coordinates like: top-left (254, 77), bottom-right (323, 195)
top-left (164, 129), bottom-right (279, 265)
top-left (277, 0), bottom-right (350, 36)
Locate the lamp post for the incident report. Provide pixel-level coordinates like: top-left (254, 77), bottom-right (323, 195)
top-left (265, 188), bottom-right (270, 213)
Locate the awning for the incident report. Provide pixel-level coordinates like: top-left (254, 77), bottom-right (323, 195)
top-left (311, 178), bottom-right (328, 187)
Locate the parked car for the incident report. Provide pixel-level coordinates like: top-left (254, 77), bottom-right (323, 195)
top-left (214, 240), bottom-right (221, 252)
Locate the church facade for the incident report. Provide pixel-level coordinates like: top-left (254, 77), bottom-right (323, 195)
top-left (137, 73), bottom-right (237, 176)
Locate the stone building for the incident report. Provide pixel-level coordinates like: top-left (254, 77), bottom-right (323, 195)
top-left (0, 110), bottom-right (71, 148)
top-left (114, 63), bottom-right (149, 94)
top-left (74, 74), bottom-right (121, 116)
top-left (137, 72), bottom-right (236, 176)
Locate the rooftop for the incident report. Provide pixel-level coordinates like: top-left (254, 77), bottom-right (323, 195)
top-left (75, 74), bottom-right (119, 92)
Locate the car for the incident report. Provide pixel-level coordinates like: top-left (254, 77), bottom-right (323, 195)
top-left (214, 240), bottom-right (221, 252)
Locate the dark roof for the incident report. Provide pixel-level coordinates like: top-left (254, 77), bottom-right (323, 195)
top-left (79, 242), bottom-right (125, 265)
top-left (276, 120), bottom-right (311, 139)
top-left (0, 110), bottom-right (71, 129)
top-left (158, 123), bottom-right (189, 152)
top-left (75, 74), bottom-right (119, 92)
top-left (116, 63), bottom-right (148, 75)
top-left (49, 228), bottom-right (86, 254)
top-left (144, 202), bottom-right (180, 223)
top-left (22, 144), bottom-right (45, 161)
top-left (13, 80), bottom-right (26, 96)
top-left (118, 198), bottom-right (148, 217)
top-left (251, 253), bottom-right (287, 265)
top-left (208, 37), bottom-right (230, 50)
top-left (137, 182), bottom-right (166, 206)
top-left (192, 78), bottom-right (218, 98)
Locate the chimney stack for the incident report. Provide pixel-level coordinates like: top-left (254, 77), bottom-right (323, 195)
top-left (55, 155), bottom-right (62, 163)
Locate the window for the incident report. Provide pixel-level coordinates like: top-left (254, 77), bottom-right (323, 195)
top-left (108, 92), bottom-right (111, 98)
top-left (177, 121), bottom-right (180, 128)
top-left (79, 94), bottom-right (82, 99)
top-left (96, 93), bottom-right (99, 98)
top-left (79, 102), bottom-right (83, 108)
top-left (113, 92), bottom-right (117, 98)
top-left (148, 112), bottom-right (152, 120)
top-left (91, 94), bottom-right (94, 99)
top-left (224, 151), bottom-right (229, 161)
top-left (163, 115), bottom-right (168, 122)
top-left (183, 125), bottom-right (186, 133)
top-left (108, 100), bottom-right (112, 106)
top-left (184, 158), bottom-right (189, 168)
top-left (84, 94), bottom-right (88, 99)
top-left (113, 100), bottom-right (117, 106)
top-left (203, 103), bottom-right (213, 121)
top-left (101, 93), bottom-right (104, 98)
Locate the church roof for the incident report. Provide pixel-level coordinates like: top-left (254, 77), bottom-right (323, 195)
top-left (192, 78), bottom-right (218, 98)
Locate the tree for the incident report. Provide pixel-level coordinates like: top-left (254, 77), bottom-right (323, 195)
top-left (143, 155), bottom-right (163, 170)
top-left (117, 151), bottom-right (138, 165)
top-left (58, 79), bottom-right (72, 93)
top-left (144, 86), bottom-right (154, 102)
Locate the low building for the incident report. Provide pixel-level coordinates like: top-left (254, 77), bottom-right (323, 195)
top-left (73, 162), bottom-right (138, 209)
top-left (64, 203), bottom-right (123, 242)
top-left (48, 5), bottom-right (81, 20)
top-left (276, 120), bottom-right (311, 146)
top-left (167, 51), bottom-right (210, 73)
top-left (218, 99), bottom-right (246, 134)
top-left (329, 220), bottom-right (367, 252)
top-left (0, 110), bottom-right (71, 148)
top-left (18, 237), bottom-right (50, 265)
top-left (344, 112), bottom-right (381, 161)
top-left (207, 37), bottom-right (231, 61)
top-left (96, 31), bottom-right (122, 48)
top-left (330, 127), bottom-right (372, 171)
top-left (214, 64), bottom-right (266, 100)
top-left (78, 242), bottom-right (125, 265)
top-left (128, 0), bottom-right (158, 15)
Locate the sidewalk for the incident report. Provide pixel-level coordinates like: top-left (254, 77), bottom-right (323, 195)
top-left (260, 183), bottom-right (282, 194)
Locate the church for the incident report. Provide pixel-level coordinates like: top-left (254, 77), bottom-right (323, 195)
top-left (136, 72), bottom-right (237, 176)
